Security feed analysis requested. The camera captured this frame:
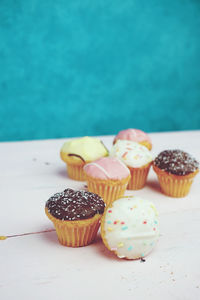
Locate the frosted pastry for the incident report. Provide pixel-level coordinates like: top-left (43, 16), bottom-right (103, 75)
top-left (153, 149), bottom-right (199, 197)
top-left (114, 128), bottom-right (152, 150)
top-left (110, 140), bottom-right (153, 189)
top-left (101, 196), bottom-right (159, 259)
top-left (60, 136), bottom-right (108, 181)
top-left (45, 188), bottom-right (105, 247)
top-left (83, 157), bottom-right (130, 206)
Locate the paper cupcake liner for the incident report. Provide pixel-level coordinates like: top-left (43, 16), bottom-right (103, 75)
top-left (85, 175), bottom-right (130, 206)
top-left (45, 208), bottom-right (101, 247)
top-left (153, 165), bottom-right (199, 197)
top-left (128, 163), bottom-right (151, 190)
top-left (66, 163), bottom-right (86, 181)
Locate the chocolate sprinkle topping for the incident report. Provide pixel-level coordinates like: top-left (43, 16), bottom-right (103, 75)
top-left (154, 150), bottom-right (199, 175)
top-left (46, 188), bottom-right (105, 221)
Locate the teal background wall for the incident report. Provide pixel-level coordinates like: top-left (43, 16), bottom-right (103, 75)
top-left (0, 0), bottom-right (200, 142)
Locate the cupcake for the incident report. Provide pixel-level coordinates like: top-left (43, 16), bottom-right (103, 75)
top-left (113, 128), bottom-right (152, 150)
top-left (153, 150), bottom-right (199, 197)
top-left (60, 136), bottom-right (108, 181)
top-left (45, 188), bottom-right (105, 247)
top-left (101, 196), bottom-right (159, 260)
top-left (110, 140), bottom-right (153, 190)
top-left (83, 157), bottom-right (130, 206)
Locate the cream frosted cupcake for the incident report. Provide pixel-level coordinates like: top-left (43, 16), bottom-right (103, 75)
top-left (45, 188), bottom-right (105, 247)
top-left (113, 128), bottom-right (152, 150)
top-left (60, 136), bottom-right (108, 181)
top-left (101, 196), bottom-right (159, 260)
top-left (83, 157), bottom-right (130, 206)
top-left (110, 140), bottom-right (153, 190)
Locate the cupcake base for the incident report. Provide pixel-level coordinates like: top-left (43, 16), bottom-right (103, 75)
top-left (85, 174), bottom-right (130, 206)
top-left (45, 208), bottom-right (101, 247)
top-left (66, 163), bottom-right (86, 181)
top-left (128, 163), bottom-right (151, 190)
top-left (153, 165), bottom-right (199, 197)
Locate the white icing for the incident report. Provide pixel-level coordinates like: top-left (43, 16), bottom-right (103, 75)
top-left (84, 162), bottom-right (111, 178)
top-left (115, 157), bottom-right (131, 171)
top-left (101, 197), bottom-right (159, 260)
top-left (110, 140), bottom-right (153, 168)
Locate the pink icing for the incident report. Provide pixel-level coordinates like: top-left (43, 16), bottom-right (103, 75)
top-left (83, 157), bottom-right (130, 180)
top-left (114, 128), bottom-right (152, 144)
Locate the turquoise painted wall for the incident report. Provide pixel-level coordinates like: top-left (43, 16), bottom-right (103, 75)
top-left (0, 0), bottom-right (200, 142)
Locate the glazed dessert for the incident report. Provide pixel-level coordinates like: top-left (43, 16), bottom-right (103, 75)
top-left (110, 140), bottom-right (153, 190)
top-left (45, 188), bottom-right (105, 247)
top-left (153, 150), bottom-right (199, 197)
top-left (83, 157), bottom-right (130, 206)
top-left (113, 128), bottom-right (152, 150)
top-left (101, 196), bottom-right (159, 260)
top-left (60, 136), bottom-right (108, 181)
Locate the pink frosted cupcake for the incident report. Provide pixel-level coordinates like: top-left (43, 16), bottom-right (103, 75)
top-left (113, 128), bottom-right (152, 150)
top-left (83, 157), bottom-right (130, 206)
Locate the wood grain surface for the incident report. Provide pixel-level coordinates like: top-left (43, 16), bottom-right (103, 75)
top-left (0, 131), bottom-right (200, 299)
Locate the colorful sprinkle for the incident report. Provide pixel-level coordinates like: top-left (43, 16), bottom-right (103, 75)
top-left (122, 226), bottom-right (128, 231)
top-left (153, 227), bottom-right (156, 231)
top-left (108, 210), bottom-right (112, 213)
top-left (130, 206), bottom-right (137, 211)
top-left (121, 221), bottom-right (125, 225)
top-left (107, 220), bottom-right (112, 224)
top-left (143, 220), bottom-right (147, 224)
top-left (128, 245), bottom-right (133, 251)
top-left (154, 220), bottom-right (158, 224)
top-left (108, 227), bottom-right (113, 232)
top-left (151, 204), bottom-right (158, 216)
top-left (118, 242), bottom-right (124, 248)
top-left (114, 221), bottom-right (118, 224)
top-left (122, 152), bottom-right (128, 159)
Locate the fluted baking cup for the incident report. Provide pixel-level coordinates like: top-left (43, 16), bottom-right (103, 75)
top-left (128, 163), bottom-right (152, 190)
top-left (153, 165), bottom-right (199, 197)
top-left (85, 174), bottom-right (130, 206)
top-left (66, 162), bottom-right (86, 181)
top-left (45, 208), bottom-right (101, 247)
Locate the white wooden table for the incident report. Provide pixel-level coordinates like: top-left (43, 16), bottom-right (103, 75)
top-left (0, 131), bottom-right (200, 300)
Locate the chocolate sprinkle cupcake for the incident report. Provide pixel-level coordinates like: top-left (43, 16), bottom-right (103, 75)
top-left (46, 188), bottom-right (105, 221)
top-left (154, 150), bottom-right (199, 176)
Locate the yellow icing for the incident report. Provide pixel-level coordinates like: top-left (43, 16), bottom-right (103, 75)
top-left (107, 227), bottom-right (113, 232)
top-left (60, 136), bottom-right (108, 162)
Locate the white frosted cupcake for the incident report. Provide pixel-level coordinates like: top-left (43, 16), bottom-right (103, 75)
top-left (110, 140), bottom-right (153, 190)
top-left (101, 196), bottom-right (159, 260)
